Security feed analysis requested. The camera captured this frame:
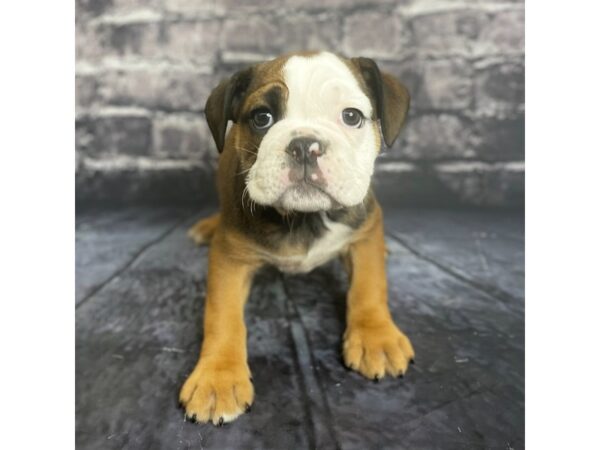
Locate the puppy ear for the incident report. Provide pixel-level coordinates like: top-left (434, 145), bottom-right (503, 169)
top-left (351, 57), bottom-right (410, 148)
top-left (205, 66), bottom-right (255, 153)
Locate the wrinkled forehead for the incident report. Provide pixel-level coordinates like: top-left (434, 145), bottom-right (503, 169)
top-left (242, 52), bottom-right (373, 119)
top-left (282, 52), bottom-right (373, 119)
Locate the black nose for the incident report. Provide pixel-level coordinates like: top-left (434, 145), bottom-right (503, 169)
top-left (286, 137), bottom-right (324, 165)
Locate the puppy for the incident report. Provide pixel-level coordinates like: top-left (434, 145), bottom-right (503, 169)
top-left (180, 51), bottom-right (414, 426)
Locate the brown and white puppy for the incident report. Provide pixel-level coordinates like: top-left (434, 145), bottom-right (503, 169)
top-left (179, 51), bottom-right (414, 426)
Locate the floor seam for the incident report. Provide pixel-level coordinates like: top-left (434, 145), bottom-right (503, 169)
top-left (281, 274), bottom-right (343, 450)
top-left (388, 232), bottom-right (522, 307)
top-left (281, 279), bottom-right (318, 450)
top-left (76, 211), bottom-right (196, 310)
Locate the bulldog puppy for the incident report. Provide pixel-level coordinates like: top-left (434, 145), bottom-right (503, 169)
top-left (179, 51), bottom-right (414, 426)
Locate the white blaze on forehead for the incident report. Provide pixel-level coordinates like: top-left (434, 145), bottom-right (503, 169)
top-left (282, 52), bottom-right (372, 120)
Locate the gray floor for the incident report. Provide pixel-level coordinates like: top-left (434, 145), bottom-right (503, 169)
top-left (76, 206), bottom-right (524, 450)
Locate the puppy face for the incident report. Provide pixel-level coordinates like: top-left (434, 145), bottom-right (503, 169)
top-left (205, 52), bottom-right (410, 213)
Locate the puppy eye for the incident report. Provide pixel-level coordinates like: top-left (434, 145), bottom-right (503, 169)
top-left (341, 108), bottom-right (364, 128)
top-left (251, 108), bottom-right (274, 130)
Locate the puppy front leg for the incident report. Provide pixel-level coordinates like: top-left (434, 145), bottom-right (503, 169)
top-left (343, 206), bottom-right (415, 380)
top-left (180, 237), bottom-right (257, 425)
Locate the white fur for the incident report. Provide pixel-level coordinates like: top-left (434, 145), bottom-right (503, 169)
top-left (268, 214), bottom-right (353, 274)
top-left (246, 52), bottom-right (378, 212)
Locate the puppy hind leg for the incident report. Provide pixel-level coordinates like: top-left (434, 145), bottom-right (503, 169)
top-left (188, 213), bottom-right (220, 246)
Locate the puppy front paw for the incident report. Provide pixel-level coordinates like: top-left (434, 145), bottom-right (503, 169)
top-left (179, 362), bottom-right (253, 426)
top-left (343, 321), bottom-right (414, 380)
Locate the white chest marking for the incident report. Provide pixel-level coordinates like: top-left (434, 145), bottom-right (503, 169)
top-left (272, 215), bottom-right (353, 274)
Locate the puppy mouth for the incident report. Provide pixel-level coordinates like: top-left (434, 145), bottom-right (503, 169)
top-left (275, 180), bottom-right (343, 212)
top-left (289, 180), bottom-right (330, 198)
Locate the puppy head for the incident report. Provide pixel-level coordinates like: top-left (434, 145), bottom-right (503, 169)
top-left (205, 51), bottom-right (410, 212)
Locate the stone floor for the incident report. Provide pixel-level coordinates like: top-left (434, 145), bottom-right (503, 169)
top-left (76, 205), bottom-right (524, 450)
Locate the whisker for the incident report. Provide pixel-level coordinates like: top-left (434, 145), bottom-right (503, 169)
top-left (238, 147), bottom-right (258, 156)
top-left (236, 142), bottom-right (259, 155)
top-left (236, 167), bottom-right (252, 176)
top-left (242, 185), bottom-right (256, 217)
top-left (241, 186), bottom-right (249, 214)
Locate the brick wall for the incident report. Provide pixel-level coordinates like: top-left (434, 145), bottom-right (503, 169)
top-left (76, 0), bottom-right (524, 207)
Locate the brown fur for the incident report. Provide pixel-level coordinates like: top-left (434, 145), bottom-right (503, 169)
top-left (179, 52), bottom-right (413, 426)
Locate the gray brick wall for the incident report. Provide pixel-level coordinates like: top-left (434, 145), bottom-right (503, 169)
top-left (76, 0), bottom-right (524, 207)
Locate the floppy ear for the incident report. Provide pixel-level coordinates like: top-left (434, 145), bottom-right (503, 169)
top-left (205, 66), bottom-right (255, 153)
top-left (351, 57), bottom-right (410, 148)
